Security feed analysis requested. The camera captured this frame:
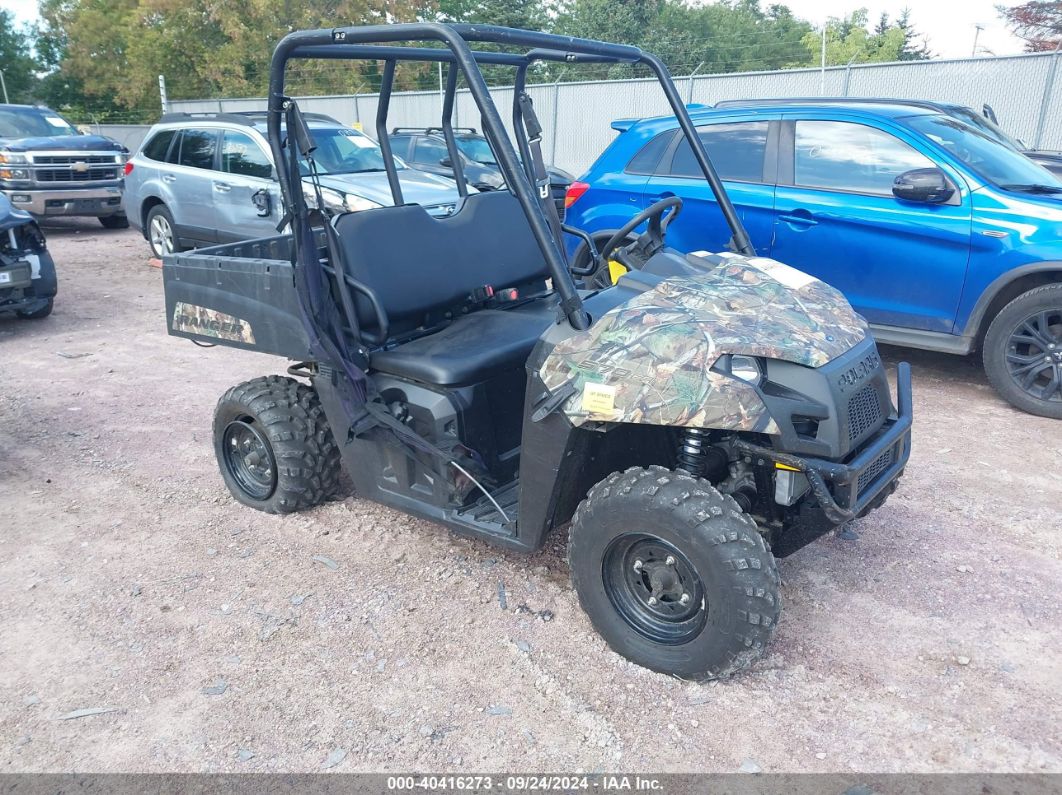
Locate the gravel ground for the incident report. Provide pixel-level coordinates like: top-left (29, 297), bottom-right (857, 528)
top-left (1, 219), bottom-right (1060, 774)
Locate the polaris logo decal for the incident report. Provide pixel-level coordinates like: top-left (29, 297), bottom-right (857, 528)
top-left (172, 302), bottom-right (256, 344)
top-left (837, 351), bottom-right (880, 391)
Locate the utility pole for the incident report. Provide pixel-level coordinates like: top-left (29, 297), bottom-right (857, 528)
top-left (686, 61), bottom-right (704, 105)
top-left (972, 24), bottom-right (984, 57)
top-left (820, 24), bottom-right (827, 95)
top-left (158, 74), bottom-right (168, 114)
top-left (0, 71), bottom-right (9, 104)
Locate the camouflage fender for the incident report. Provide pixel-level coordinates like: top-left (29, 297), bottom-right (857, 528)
top-left (539, 255), bottom-right (868, 432)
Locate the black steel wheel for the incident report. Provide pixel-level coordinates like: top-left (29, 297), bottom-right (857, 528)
top-left (602, 534), bottom-right (707, 645)
top-left (221, 418), bottom-right (278, 501)
top-left (569, 466), bottom-right (780, 680)
top-left (984, 284), bottom-right (1062, 419)
top-left (213, 375), bottom-right (342, 513)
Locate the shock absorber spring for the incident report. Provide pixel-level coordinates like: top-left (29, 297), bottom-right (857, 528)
top-left (676, 428), bottom-right (710, 477)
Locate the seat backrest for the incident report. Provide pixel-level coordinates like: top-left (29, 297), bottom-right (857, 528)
top-left (332, 191), bottom-right (547, 337)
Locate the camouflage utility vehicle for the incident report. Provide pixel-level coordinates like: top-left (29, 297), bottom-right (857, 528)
top-left (163, 24), bottom-right (913, 679)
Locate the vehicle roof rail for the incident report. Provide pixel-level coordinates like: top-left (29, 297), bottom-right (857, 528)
top-left (714, 97), bottom-right (950, 111)
top-left (159, 110), bottom-right (344, 126)
top-left (158, 111), bottom-right (258, 126)
top-left (390, 126), bottom-right (479, 135)
top-left (231, 110), bottom-right (342, 124)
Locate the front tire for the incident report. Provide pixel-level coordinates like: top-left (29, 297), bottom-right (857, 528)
top-left (568, 466), bottom-right (780, 680)
top-left (99, 214), bottom-right (130, 229)
top-left (17, 298), bottom-right (53, 319)
top-left (983, 284), bottom-right (1062, 419)
top-left (213, 376), bottom-right (341, 514)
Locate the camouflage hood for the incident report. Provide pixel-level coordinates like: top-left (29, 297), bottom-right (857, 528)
top-left (538, 254), bottom-right (868, 433)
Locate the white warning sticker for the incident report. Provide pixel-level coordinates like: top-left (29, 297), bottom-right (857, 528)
top-left (746, 257), bottom-right (818, 290)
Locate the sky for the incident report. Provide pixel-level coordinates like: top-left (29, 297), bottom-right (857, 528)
top-left (0, 0), bottom-right (1030, 60)
top-left (782, 0), bottom-right (1026, 59)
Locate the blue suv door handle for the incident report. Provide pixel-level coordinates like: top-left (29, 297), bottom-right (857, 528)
top-left (779, 209), bottom-right (818, 228)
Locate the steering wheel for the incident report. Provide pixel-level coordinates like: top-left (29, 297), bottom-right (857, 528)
top-left (596, 196), bottom-right (683, 279)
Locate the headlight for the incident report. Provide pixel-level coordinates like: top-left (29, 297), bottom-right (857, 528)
top-left (342, 193), bottom-right (381, 212)
top-left (0, 153), bottom-right (28, 165)
top-left (0, 168), bottom-right (29, 180)
top-left (302, 185), bottom-right (382, 214)
top-left (714, 354), bottom-right (764, 386)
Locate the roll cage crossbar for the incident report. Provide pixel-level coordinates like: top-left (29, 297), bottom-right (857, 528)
top-left (267, 23), bottom-right (755, 332)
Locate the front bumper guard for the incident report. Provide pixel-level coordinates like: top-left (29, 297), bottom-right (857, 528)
top-left (735, 362), bottom-right (913, 525)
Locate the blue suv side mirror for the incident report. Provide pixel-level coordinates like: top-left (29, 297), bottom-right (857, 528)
top-left (893, 168), bottom-right (955, 204)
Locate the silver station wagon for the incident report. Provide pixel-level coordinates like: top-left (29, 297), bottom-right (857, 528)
top-left (123, 111), bottom-right (465, 258)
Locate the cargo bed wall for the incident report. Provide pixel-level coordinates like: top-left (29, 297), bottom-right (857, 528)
top-left (163, 234), bottom-right (313, 360)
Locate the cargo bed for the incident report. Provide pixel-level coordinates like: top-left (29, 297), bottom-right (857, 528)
top-left (163, 234), bottom-right (313, 360)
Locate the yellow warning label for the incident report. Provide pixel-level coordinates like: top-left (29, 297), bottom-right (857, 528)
top-left (582, 381), bottom-right (617, 416)
top-left (607, 259), bottom-right (628, 284)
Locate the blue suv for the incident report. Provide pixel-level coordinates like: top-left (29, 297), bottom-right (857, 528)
top-left (564, 101), bottom-right (1062, 418)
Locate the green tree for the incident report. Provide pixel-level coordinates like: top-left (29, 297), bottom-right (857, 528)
top-left (0, 9), bottom-right (40, 103)
top-left (802, 8), bottom-right (928, 67)
top-left (34, 0), bottom-right (437, 119)
top-left (652, 0), bottom-right (814, 75)
top-left (438, 0), bottom-right (546, 30)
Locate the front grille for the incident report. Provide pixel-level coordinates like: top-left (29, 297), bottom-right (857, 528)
top-left (857, 448), bottom-right (894, 493)
top-left (33, 155), bottom-right (116, 165)
top-left (35, 167), bottom-right (118, 183)
top-left (847, 384), bottom-right (883, 443)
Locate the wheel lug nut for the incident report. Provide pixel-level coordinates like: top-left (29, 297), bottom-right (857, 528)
top-left (680, 593), bottom-right (691, 605)
top-left (647, 596), bottom-right (658, 606)
top-left (665, 555), bottom-right (676, 566)
top-left (633, 559), bottom-right (643, 571)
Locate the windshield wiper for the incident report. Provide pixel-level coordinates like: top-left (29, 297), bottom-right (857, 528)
top-left (1000, 183), bottom-right (1062, 194)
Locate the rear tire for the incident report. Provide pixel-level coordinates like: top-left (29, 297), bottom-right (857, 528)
top-left (99, 214), bottom-right (130, 229)
top-left (213, 375), bottom-right (341, 514)
top-left (983, 284), bottom-right (1062, 419)
top-left (568, 466), bottom-right (780, 680)
top-left (16, 298), bottom-right (53, 319)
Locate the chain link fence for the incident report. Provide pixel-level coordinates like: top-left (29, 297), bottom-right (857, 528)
top-left (146, 50), bottom-right (1062, 175)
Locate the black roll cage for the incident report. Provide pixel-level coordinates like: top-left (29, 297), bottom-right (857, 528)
top-left (267, 23), bottom-right (755, 332)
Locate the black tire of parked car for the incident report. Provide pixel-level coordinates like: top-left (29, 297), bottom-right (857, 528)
top-left (16, 298), bottom-right (53, 320)
top-left (568, 465), bottom-right (780, 680)
top-left (213, 375), bottom-right (342, 514)
top-left (145, 204), bottom-right (179, 259)
top-left (99, 214), bottom-right (130, 230)
top-left (983, 283), bottom-right (1062, 420)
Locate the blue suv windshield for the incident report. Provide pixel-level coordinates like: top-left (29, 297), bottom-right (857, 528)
top-left (906, 114), bottom-right (1062, 189)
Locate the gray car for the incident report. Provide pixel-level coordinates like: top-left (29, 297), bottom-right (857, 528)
top-left (122, 112), bottom-right (465, 258)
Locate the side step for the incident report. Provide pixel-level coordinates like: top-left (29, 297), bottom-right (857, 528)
top-left (452, 480), bottom-right (520, 538)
